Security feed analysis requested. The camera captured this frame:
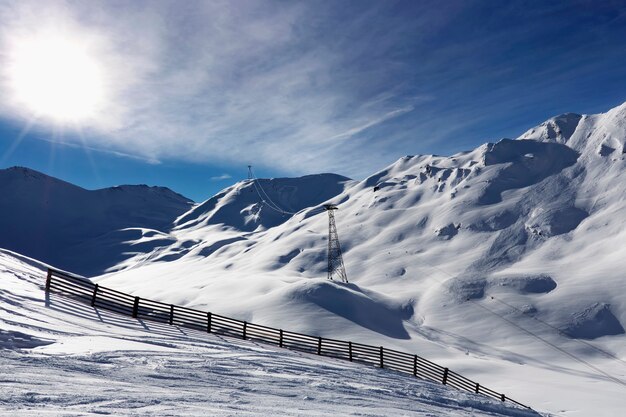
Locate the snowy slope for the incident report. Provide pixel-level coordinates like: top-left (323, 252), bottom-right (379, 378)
top-left (175, 173), bottom-right (352, 232)
top-left (103, 173), bottom-right (353, 272)
top-left (0, 250), bottom-right (539, 417)
top-left (0, 166), bottom-right (193, 276)
top-left (95, 102), bottom-right (626, 416)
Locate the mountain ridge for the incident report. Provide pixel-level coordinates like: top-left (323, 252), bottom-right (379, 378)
top-left (96, 102), bottom-right (626, 367)
top-left (0, 165), bottom-right (194, 275)
top-left (3, 103), bottom-right (626, 416)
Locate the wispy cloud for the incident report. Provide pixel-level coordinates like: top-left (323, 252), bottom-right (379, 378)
top-left (35, 135), bottom-right (162, 165)
top-left (329, 106), bottom-right (415, 141)
top-left (0, 0), bottom-right (625, 180)
top-left (0, 1), bottom-right (438, 178)
top-left (210, 173), bottom-right (232, 181)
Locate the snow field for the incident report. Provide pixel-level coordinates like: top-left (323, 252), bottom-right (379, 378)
top-left (0, 251), bottom-right (540, 416)
top-left (96, 103), bottom-right (626, 416)
top-left (4, 103), bottom-right (626, 416)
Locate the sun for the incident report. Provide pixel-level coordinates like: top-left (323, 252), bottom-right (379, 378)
top-left (7, 35), bottom-right (106, 124)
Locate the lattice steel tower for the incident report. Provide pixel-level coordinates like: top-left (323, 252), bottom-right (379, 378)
top-left (324, 204), bottom-right (348, 283)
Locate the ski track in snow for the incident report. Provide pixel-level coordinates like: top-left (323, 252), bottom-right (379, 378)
top-left (0, 252), bottom-right (540, 417)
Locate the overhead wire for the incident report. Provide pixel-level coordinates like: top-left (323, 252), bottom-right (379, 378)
top-left (250, 177), bottom-right (284, 213)
top-left (420, 260), bottom-right (626, 388)
top-left (249, 167), bottom-right (290, 213)
top-left (243, 165), bottom-right (626, 386)
top-left (489, 296), bottom-right (626, 366)
top-left (248, 167), bottom-right (298, 215)
top-left (473, 296), bottom-right (626, 388)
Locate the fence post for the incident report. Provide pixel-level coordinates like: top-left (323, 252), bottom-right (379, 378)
top-left (475, 383), bottom-right (480, 393)
top-left (501, 394), bottom-right (505, 402)
top-left (348, 342), bottom-right (353, 362)
top-left (279, 329), bottom-right (283, 347)
top-left (207, 312), bottom-right (212, 333)
top-left (413, 355), bottom-right (417, 376)
top-left (317, 337), bottom-right (322, 355)
top-left (379, 346), bottom-right (384, 368)
top-left (132, 296), bottom-right (140, 318)
top-left (45, 269), bottom-right (52, 291)
top-left (243, 321), bottom-right (247, 340)
top-left (169, 305), bottom-right (174, 325)
top-left (442, 368), bottom-right (449, 385)
top-left (90, 284), bottom-right (99, 307)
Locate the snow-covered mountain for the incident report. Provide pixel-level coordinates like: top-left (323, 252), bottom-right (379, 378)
top-left (99, 103), bottom-right (626, 338)
top-left (85, 174), bottom-right (354, 272)
top-left (0, 168), bottom-right (352, 276)
top-left (93, 102), bottom-right (626, 416)
top-left (175, 173), bottom-right (352, 232)
top-left (4, 103), bottom-right (626, 415)
top-left (0, 166), bottom-right (193, 275)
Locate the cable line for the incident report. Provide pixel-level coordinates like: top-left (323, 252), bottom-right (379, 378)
top-left (419, 260), bottom-right (626, 388)
top-left (473, 297), bottom-right (626, 388)
top-left (488, 296), bottom-right (626, 366)
top-left (247, 166), bottom-right (298, 215)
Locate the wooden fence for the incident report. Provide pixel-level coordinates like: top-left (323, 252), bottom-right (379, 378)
top-left (45, 267), bottom-right (531, 409)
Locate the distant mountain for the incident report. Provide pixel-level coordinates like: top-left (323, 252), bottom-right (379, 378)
top-left (0, 166), bottom-right (193, 275)
top-left (175, 173), bottom-right (352, 232)
top-left (88, 173), bottom-right (354, 272)
top-left (0, 168), bottom-right (351, 276)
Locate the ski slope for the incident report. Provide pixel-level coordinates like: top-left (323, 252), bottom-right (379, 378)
top-left (3, 103), bottom-right (626, 416)
top-left (0, 250), bottom-right (539, 417)
top-left (95, 102), bottom-right (626, 416)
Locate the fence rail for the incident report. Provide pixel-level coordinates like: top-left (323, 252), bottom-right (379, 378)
top-left (44, 267), bottom-right (530, 409)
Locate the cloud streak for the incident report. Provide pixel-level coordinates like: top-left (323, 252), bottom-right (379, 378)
top-left (210, 173), bottom-right (232, 181)
top-left (0, 1), bottom-right (437, 178)
top-left (0, 0), bottom-right (625, 180)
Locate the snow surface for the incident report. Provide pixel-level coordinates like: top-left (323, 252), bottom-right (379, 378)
top-left (93, 103), bottom-right (626, 416)
top-left (0, 250), bottom-right (539, 416)
top-left (4, 103), bottom-right (626, 415)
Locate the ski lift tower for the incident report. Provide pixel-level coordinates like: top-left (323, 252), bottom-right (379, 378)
top-left (324, 204), bottom-right (348, 283)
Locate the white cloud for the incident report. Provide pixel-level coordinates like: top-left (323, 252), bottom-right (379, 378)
top-left (2, 1), bottom-right (621, 182)
top-left (210, 173), bottom-right (232, 181)
top-left (0, 1), bottom-right (435, 178)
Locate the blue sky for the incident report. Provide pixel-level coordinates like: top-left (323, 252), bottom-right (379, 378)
top-left (1, 0), bottom-right (625, 201)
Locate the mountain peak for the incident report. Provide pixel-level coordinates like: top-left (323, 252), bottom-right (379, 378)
top-left (1, 166), bottom-right (86, 192)
top-left (518, 112), bottom-right (583, 145)
top-left (174, 173), bottom-right (351, 232)
top-left (4, 166), bottom-right (57, 180)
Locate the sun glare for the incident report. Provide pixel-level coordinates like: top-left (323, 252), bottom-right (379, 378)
top-left (8, 36), bottom-right (106, 124)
